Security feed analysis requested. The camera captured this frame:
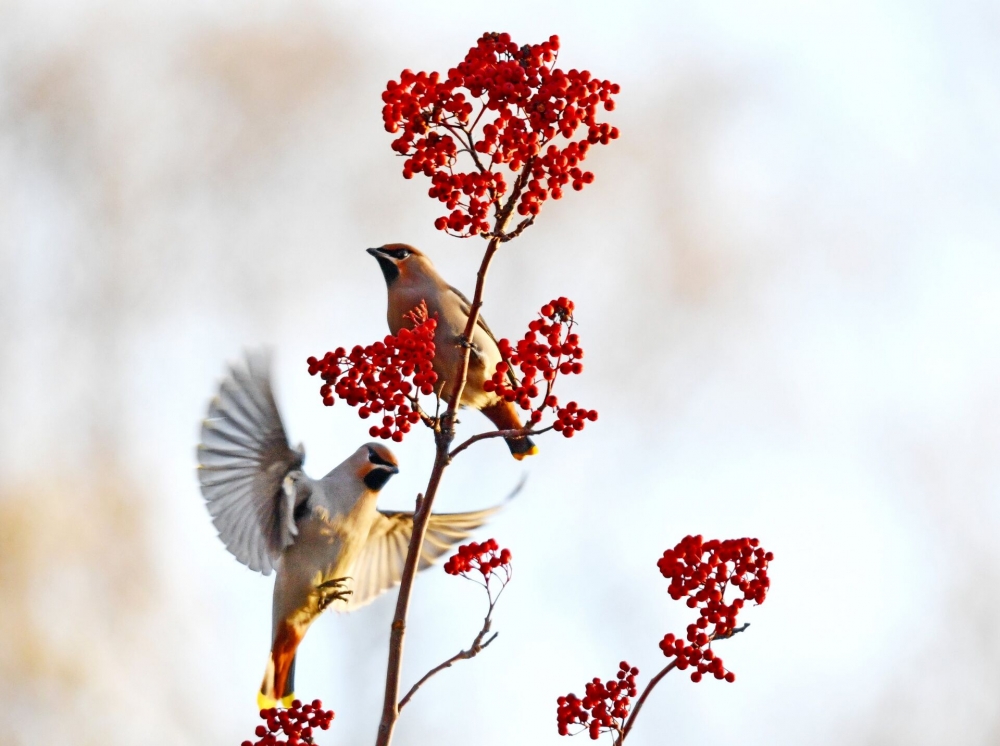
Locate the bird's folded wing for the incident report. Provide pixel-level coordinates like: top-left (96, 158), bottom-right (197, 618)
top-left (197, 352), bottom-right (304, 575)
top-left (344, 505), bottom-right (501, 611)
top-left (446, 284), bottom-right (519, 387)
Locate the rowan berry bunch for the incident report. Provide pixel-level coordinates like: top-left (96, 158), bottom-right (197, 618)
top-left (657, 633), bottom-right (734, 683)
top-left (484, 297), bottom-right (597, 438)
top-left (241, 700), bottom-right (334, 746)
top-left (659, 535), bottom-right (772, 641)
top-left (443, 538), bottom-right (512, 601)
top-left (556, 661), bottom-right (638, 740)
top-left (444, 538), bottom-right (511, 579)
top-left (656, 535), bottom-right (772, 684)
top-left (381, 32), bottom-right (620, 237)
top-left (554, 538), bottom-right (773, 743)
top-left (307, 304), bottom-right (438, 442)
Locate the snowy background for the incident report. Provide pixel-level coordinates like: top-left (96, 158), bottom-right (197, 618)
top-left (1, 1), bottom-right (998, 744)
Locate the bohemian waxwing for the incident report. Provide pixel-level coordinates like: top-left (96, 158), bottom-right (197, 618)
top-left (196, 352), bottom-right (500, 708)
top-left (366, 243), bottom-right (538, 460)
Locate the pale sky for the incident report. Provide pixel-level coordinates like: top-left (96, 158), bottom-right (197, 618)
top-left (1, 2), bottom-right (998, 744)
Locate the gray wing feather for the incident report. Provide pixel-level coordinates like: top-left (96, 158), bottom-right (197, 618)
top-left (446, 285), bottom-right (500, 344)
top-left (343, 504), bottom-right (501, 611)
top-left (446, 285), bottom-right (518, 388)
top-left (196, 352), bottom-right (305, 575)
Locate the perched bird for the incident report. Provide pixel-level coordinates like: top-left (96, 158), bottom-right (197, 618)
top-left (196, 353), bottom-right (500, 708)
top-left (367, 243), bottom-right (538, 460)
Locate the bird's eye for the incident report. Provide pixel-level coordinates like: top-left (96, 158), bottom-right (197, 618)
top-left (386, 248), bottom-right (411, 260)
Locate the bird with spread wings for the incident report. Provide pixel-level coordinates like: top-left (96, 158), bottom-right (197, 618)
top-left (196, 352), bottom-right (501, 707)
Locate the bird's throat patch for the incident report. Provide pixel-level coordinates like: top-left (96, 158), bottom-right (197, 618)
top-left (375, 256), bottom-right (400, 284)
top-left (363, 466), bottom-right (396, 492)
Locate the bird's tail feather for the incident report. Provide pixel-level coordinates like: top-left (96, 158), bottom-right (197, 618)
top-left (481, 400), bottom-right (539, 460)
top-left (258, 621), bottom-right (301, 709)
top-left (506, 434), bottom-right (538, 460)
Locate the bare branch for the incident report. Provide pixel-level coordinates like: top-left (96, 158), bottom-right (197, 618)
top-left (449, 426), bottom-right (554, 460)
top-left (398, 617), bottom-right (499, 710)
top-left (375, 119), bottom-right (538, 746)
top-left (408, 395), bottom-right (438, 430)
top-left (616, 660), bottom-right (677, 745)
top-left (501, 215), bottom-right (535, 242)
top-left (440, 120), bottom-right (489, 176)
top-left (617, 624), bottom-right (751, 744)
top-left (375, 162), bottom-right (530, 746)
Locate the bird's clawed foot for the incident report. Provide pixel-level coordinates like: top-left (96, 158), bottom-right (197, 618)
top-left (454, 335), bottom-right (485, 363)
top-left (317, 577), bottom-right (353, 611)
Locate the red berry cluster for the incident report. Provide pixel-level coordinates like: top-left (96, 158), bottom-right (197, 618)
top-left (242, 700), bottom-right (333, 746)
top-left (658, 633), bottom-right (735, 684)
top-left (658, 535), bottom-right (772, 639)
top-left (657, 535), bottom-right (773, 683)
top-left (381, 32), bottom-right (620, 236)
top-left (484, 297), bottom-right (596, 438)
top-left (307, 304), bottom-right (437, 442)
top-left (556, 661), bottom-right (638, 739)
top-left (443, 538), bottom-right (511, 586)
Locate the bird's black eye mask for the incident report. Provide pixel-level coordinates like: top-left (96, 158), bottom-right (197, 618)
top-left (364, 457), bottom-right (398, 491)
top-left (367, 446), bottom-right (396, 468)
top-left (364, 447), bottom-right (399, 490)
top-left (382, 248), bottom-right (412, 260)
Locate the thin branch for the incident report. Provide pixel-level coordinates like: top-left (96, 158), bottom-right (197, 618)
top-left (616, 660), bottom-right (677, 745)
top-left (408, 395), bottom-right (437, 430)
top-left (494, 158), bottom-right (535, 234)
top-left (500, 215), bottom-right (534, 242)
top-left (375, 156), bottom-right (531, 746)
top-left (617, 624), bottom-right (751, 744)
top-left (542, 314), bottom-right (575, 404)
top-left (449, 425), bottom-right (554, 460)
top-left (442, 159), bottom-right (533, 424)
top-left (468, 101), bottom-right (488, 137)
top-left (440, 120), bottom-right (489, 176)
top-left (398, 615), bottom-right (499, 710)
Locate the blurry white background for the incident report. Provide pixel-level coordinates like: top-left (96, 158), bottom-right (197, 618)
top-left (1, 1), bottom-right (998, 744)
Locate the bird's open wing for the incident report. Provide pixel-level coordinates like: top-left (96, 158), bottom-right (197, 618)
top-left (343, 505), bottom-right (501, 611)
top-left (446, 284), bottom-right (519, 388)
top-left (197, 352), bottom-right (305, 575)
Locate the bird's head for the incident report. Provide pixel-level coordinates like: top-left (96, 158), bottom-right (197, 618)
top-left (366, 243), bottom-right (432, 286)
top-left (354, 442), bottom-right (400, 492)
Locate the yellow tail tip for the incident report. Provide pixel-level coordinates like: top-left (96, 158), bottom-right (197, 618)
top-left (512, 444), bottom-right (539, 461)
top-left (258, 691), bottom-right (276, 710)
top-left (257, 691), bottom-right (296, 710)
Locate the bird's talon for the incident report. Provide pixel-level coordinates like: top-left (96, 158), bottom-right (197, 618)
top-left (318, 576), bottom-right (351, 589)
top-left (316, 576), bottom-right (354, 610)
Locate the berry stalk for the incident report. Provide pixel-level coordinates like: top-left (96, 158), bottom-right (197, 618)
top-left (374, 161), bottom-right (526, 746)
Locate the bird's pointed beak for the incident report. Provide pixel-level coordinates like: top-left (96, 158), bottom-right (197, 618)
top-left (367, 247), bottom-right (386, 259)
